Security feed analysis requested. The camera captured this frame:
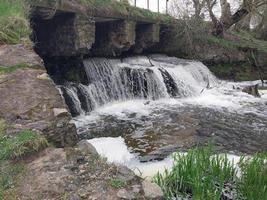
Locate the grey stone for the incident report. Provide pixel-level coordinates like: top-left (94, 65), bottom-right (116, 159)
top-left (53, 108), bottom-right (69, 117)
top-left (77, 140), bottom-right (98, 155)
top-left (69, 193), bottom-right (81, 200)
top-left (142, 180), bottom-right (164, 200)
top-left (117, 166), bottom-right (136, 182)
top-left (131, 184), bottom-right (142, 194)
top-left (117, 189), bottom-right (135, 200)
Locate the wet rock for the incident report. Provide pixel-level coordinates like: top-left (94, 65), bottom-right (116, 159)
top-left (242, 84), bottom-right (261, 97)
top-left (77, 140), bottom-right (98, 155)
top-left (117, 189), bottom-right (135, 200)
top-left (142, 180), bottom-right (164, 200)
top-left (140, 144), bottom-right (182, 162)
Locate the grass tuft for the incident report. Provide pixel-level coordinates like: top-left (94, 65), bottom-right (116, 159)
top-left (0, 130), bottom-right (48, 161)
top-left (237, 154), bottom-right (267, 200)
top-left (0, 0), bottom-right (30, 44)
top-left (154, 146), bottom-right (267, 200)
top-left (107, 178), bottom-right (126, 189)
top-left (0, 119), bottom-right (48, 198)
top-left (154, 146), bottom-right (236, 199)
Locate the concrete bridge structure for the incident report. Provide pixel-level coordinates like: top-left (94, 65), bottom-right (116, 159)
top-left (30, 0), bottom-right (174, 58)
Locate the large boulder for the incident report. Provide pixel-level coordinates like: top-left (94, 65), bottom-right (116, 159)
top-left (0, 45), bottom-right (78, 147)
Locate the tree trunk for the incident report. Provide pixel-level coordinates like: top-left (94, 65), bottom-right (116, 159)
top-left (206, 0), bottom-right (224, 36)
top-left (220, 0), bottom-right (232, 27)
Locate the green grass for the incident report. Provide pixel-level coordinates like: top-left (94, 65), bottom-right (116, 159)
top-left (154, 146), bottom-right (236, 199)
top-left (0, 63), bottom-right (31, 74)
top-left (107, 178), bottom-right (126, 189)
top-left (0, 0), bottom-right (30, 44)
top-left (77, 0), bottom-right (172, 23)
top-left (208, 30), bottom-right (267, 53)
top-left (0, 119), bottom-right (48, 198)
top-left (154, 146), bottom-right (267, 200)
top-left (0, 130), bottom-right (48, 160)
top-left (237, 154), bottom-right (267, 200)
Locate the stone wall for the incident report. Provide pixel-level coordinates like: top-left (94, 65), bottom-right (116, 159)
top-left (32, 13), bottom-right (95, 57)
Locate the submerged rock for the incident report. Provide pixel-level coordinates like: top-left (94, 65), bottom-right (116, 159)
top-left (242, 84), bottom-right (261, 97)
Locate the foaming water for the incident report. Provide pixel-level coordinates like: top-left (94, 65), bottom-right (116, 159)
top-left (57, 55), bottom-right (267, 166)
top-left (87, 137), bottom-right (242, 179)
top-left (87, 136), bottom-right (175, 178)
top-left (60, 55), bottom-right (218, 116)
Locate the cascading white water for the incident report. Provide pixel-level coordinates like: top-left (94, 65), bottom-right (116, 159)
top-left (57, 54), bottom-right (267, 179)
top-left (60, 55), bottom-right (218, 116)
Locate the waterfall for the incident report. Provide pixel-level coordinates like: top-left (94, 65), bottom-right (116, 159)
top-left (59, 55), bottom-right (218, 116)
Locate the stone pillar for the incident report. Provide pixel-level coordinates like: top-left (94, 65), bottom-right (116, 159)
top-left (133, 23), bottom-right (160, 54)
top-left (74, 15), bottom-right (95, 55)
top-left (92, 20), bottom-right (136, 56)
top-left (110, 20), bottom-right (136, 51)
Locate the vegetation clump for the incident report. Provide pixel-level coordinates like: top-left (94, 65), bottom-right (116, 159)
top-left (154, 146), bottom-right (267, 200)
top-left (0, 0), bottom-right (30, 44)
top-left (0, 119), bottom-right (48, 198)
top-left (107, 178), bottom-right (126, 189)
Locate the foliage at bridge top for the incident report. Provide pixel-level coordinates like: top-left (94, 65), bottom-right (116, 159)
top-left (30, 0), bottom-right (174, 24)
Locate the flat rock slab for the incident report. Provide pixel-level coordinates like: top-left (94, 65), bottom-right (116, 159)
top-left (0, 44), bottom-right (43, 67)
top-left (0, 44), bottom-right (77, 146)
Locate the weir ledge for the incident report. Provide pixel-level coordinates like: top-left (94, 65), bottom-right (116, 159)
top-left (30, 0), bottom-right (176, 58)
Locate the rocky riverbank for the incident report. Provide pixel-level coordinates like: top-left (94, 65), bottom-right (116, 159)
top-left (0, 44), bottom-right (164, 200)
top-left (0, 44), bottom-right (77, 147)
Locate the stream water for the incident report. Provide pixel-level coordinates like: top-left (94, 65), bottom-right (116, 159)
top-left (59, 55), bottom-right (267, 177)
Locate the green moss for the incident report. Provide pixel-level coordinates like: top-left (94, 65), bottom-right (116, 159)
top-left (0, 63), bottom-right (31, 74)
